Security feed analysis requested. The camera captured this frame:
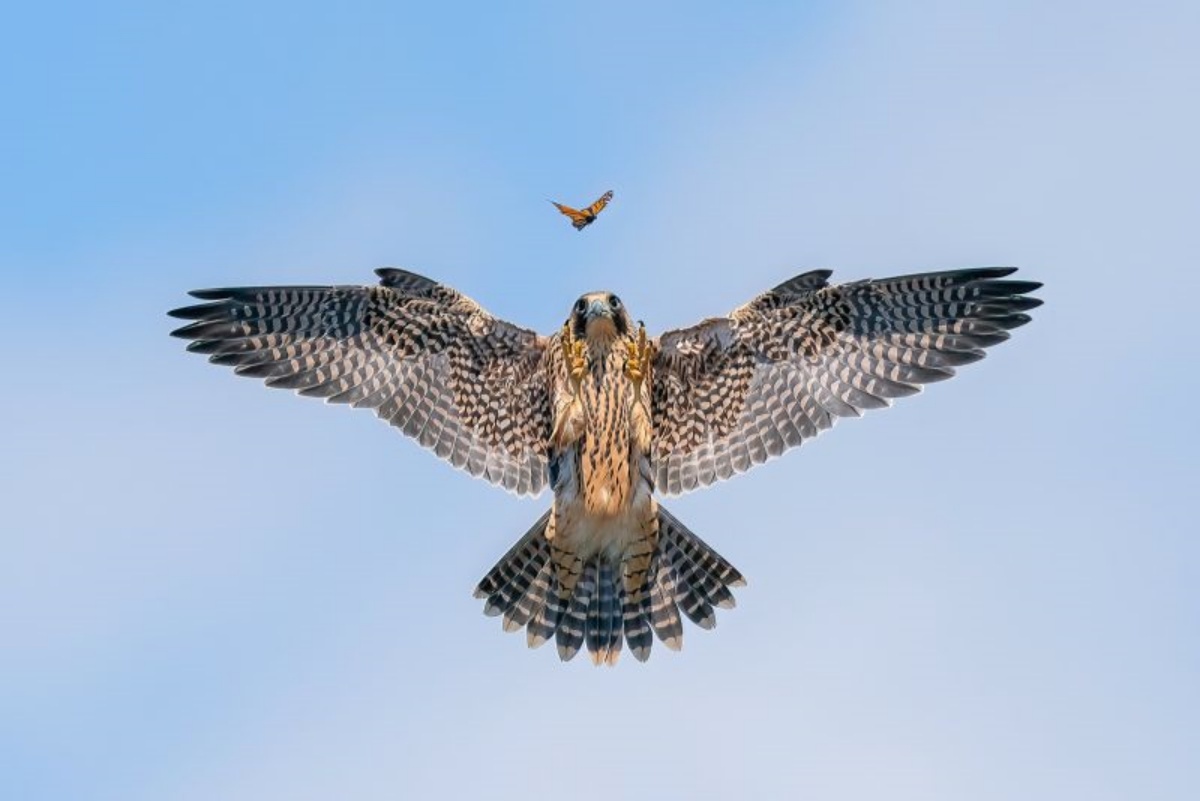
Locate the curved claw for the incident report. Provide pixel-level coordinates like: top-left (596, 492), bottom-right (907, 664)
top-left (624, 321), bottom-right (651, 402)
top-left (561, 322), bottom-right (587, 397)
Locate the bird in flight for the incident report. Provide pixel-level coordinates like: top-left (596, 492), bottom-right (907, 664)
top-left (170, 265), bottom-right (1041, 664)
top-left (550, 190), bottom-right (614, 230)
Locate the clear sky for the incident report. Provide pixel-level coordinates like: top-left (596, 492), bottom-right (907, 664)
top-left (2, 2), bottom-right (1197, 799)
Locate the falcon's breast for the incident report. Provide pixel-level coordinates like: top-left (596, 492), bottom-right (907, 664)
top-left (548, 290), bottom-right (653, 520)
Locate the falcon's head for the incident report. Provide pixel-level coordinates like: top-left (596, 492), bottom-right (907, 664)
top-left (570, 291), bottom-right (632, 342)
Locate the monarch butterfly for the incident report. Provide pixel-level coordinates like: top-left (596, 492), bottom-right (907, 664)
top-left (550, 190), bottom-right (614, 230)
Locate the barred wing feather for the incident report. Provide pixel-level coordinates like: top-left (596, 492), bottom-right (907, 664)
top-left (169, 268), bottom-right (553, 496)
top-left (650, 267), bottom-right (1042, 495)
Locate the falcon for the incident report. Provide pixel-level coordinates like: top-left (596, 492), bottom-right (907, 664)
top-left (169, 265), bottom-right (1041, 664)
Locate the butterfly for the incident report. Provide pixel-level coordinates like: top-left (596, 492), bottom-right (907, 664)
top-left (550, 190), bottom-right (614, 230)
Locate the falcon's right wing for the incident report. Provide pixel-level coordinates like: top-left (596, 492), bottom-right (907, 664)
top-left (650, 267), bottom-right (1042, 495)
top-left (170, 268), bottom-right (553, 496)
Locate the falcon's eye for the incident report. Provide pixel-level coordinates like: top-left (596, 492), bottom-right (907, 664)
top-left (609, 294), bottom-right (621, 310)
top-left (574, 298), bottom-right (587, 315)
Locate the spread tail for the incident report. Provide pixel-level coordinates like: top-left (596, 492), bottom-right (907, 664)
top-left (473, 505), bottom-right (745, 664)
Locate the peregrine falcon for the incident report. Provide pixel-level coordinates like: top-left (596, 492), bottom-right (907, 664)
top-left (169, 266), bottom-right (1041, 664)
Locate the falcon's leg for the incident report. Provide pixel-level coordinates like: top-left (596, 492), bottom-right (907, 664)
top-left (624, 321), bottom-right (651, 406)
top-left (552, 394), bottom-right (587, 447)
top-left (562, 322), bottom-right (588, 397)
top-left (553, 323), bottom-right (590, 447)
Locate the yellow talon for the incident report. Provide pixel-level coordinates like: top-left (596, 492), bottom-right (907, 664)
top-left (561, 322), bottom-right (587, 396)
top-left (625, 321), bottom-right (651, 399)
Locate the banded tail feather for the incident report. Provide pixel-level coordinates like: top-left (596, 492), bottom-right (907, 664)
top-left (473, 510), bottom-right (552, 628)
top-left (474, 505), bottom-right (745, 664)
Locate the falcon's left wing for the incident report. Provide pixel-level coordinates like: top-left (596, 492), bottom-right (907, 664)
top-left (650, 267), bottom-right (1042, 495)
top-left (170, 268), bottom-right (553, 496)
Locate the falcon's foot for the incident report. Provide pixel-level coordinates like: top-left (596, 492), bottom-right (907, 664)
top-left (553, 323), bottom-right (589, 447)
top-left (561, 322), bottom-right (587, 398)
top-left (624, 321), bottom-right (651, 399)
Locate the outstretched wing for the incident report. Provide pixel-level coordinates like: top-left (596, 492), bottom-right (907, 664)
top-left (169, 268), bottom-right (553, 496)
top-left (650, 267), bottom-right (1042, 495)
top-left (583, 190), bottom-right (614, 219)
top-left (550, 190), bottom-right (613, 230)
top-left (550, 200), bottom-right (590, 229)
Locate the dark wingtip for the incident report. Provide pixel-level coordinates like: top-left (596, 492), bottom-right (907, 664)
top-left (187, 288), bottom-right (238, 300)
top-left (1017, 296), bottom-right (1044, 310)
top-left (167, 301), bottom-right (218, 320)
top-left (169, 318), bottom-right (208, 338)
top-left (979, 279), bottom-right (1043, 295)
top-left (772, 268), bottom-right (834, 295)
top-left (185, 339), bottom-right (223, 353)
top-left (986, 296), bottom-right (1043, 313)
top-left (375, 267), bottom-right (438, 291)
top-left (974, 266), bottom-right (1019, 279)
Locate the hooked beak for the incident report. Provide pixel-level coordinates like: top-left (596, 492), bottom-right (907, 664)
top-left (582, 298), bottom-right (618, 339)
top-left (586, 298), bottom-right (613, 320)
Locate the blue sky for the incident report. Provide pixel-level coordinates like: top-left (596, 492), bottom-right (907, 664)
top-left (2, 2), bottom-right (1197, 799)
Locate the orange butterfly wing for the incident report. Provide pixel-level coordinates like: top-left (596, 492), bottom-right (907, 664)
top-left (551, 190), bottom-right (614, 230)
top-left (550, 201), bottom-right (590, 229)
top-left (583, 190), bottom-right (614, 218)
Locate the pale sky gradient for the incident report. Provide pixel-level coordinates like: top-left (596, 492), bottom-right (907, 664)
top-left (2, 2), bottom-right (1198, 800)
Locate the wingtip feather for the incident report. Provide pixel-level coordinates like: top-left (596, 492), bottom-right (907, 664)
top-left (187, 288), bottom-right (237, 300)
